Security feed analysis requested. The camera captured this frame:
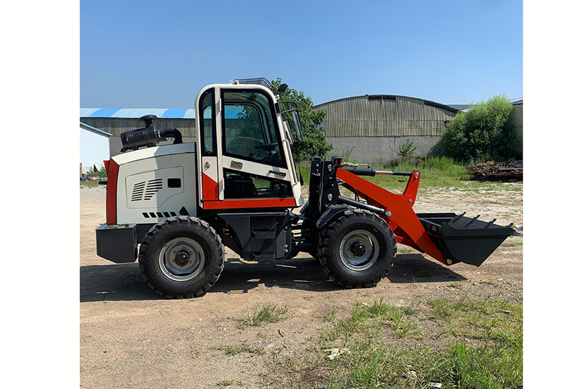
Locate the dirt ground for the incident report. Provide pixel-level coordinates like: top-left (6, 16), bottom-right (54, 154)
top-left (80, 184), bottom-right (523, 388)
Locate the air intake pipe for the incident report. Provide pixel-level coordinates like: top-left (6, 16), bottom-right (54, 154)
top-left (120, 114), bottom-right (182, 152)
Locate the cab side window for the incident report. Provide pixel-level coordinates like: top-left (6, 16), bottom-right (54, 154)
top-left (222, 90), bottom-right (285, 167)
top-left (200, 89), bottom-right (216, 156)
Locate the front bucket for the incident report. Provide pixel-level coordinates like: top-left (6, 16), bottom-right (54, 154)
top-left (417, 213), bottom-right (515, 266)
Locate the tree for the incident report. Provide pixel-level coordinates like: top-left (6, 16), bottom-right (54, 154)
top-left (271, 79), bottom-right (332, 162)
top-left (438, 94), bottom-right (521, 162)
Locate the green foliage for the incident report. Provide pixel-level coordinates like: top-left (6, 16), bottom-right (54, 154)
top-left (422, 155), bottom-right (456, 170)
top-left (215, 344), bottom-right (265, 356)
top-left (397, 138), bottom-right (416, 159)
top-left (323, 297), bottom-right (523, 388)
top-left (238, 303), bottom-right (288, 326)
top-left (439, 94), bottom-right (521, 162)
top-left (85, 163), bottom-right (107, 179)
top-left (375, 156), bottom-right (470, 190)
top-left (271, 78), bottom-right (332, 161)
top-left (298, 156), bottom-right (521, 195)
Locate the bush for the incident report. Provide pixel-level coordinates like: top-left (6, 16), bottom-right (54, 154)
top-left (438, 94), bottom-right (521, 162)
top-left (85, 163), bottom-right (107, 179)
top-left (271, 78), bottom-right (332, 162)
top-left (397, 138), bottom-right (416, 159)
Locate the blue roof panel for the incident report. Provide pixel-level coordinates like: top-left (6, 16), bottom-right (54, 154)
top-left (80, 108), bottom-right (101, 117)
top-left (162, 109), bottom-right (191, 118)
top-left (89, 108), bottom-right (121, 117)
top-left (80, 108), bottom-right (195, 119)
top-left (112, 108), bottom-right (167, 118)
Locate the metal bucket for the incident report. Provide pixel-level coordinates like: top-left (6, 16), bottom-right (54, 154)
top-left (417, 213), bottom-right (515, 266)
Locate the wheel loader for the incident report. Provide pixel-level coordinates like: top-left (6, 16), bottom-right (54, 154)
top-left (95, 78), bottom-right (514, 298)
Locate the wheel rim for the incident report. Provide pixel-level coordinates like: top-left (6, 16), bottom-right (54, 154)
top-left (159, 237), bottom-right (205, 281)
top-left (339, 229), bottom-right (380, 271)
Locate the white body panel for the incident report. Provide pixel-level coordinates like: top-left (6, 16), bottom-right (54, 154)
top-left (114, 143), bottom-right (197, 224)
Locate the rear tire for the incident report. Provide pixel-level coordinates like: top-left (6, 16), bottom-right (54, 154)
top-left (138, 216), bottom-right (225, 298)
top-left (318, 209), bottom-right (396, 288)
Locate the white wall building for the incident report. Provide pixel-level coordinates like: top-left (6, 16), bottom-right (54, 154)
top-left (80, 122), bottom-right (111, 175)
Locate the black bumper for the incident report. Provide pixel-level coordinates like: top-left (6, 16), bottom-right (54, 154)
top-left (96, 224), bottom-right (154, 263)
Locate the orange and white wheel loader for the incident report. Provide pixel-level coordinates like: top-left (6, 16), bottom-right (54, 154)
top-left (95, 79), bottom-right (514, 298)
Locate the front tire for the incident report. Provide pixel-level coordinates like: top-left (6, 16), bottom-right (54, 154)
top-left (138, 216), bottom-right (225, 298)
top-left (318, 209), bottom-right (396, 288)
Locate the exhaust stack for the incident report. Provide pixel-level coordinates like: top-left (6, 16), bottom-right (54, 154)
top-left (120, 114), bottom-right (182, 152)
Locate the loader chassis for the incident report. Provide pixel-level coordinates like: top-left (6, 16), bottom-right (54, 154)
top-left (96, 80), bottom-right (514, 298)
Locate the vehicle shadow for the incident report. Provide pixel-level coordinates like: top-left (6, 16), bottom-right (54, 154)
top-left (209, 256), bottom-right (336, 295)
top-left (80, 253), bottom-right (466, 302)
top-left (80, 263), bottom-right (158, 302)
top-left (79, 257), bottom-right (334, 303)
top-left (387, 253), bottom-right (467, 283)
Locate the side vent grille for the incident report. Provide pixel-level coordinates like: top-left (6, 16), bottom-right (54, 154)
top-left (131, 179), bottom-right (163, 202)
top-left (132, 182), bottom-right (145, 201)
top-left (144, 179), bottom-right (163, 200)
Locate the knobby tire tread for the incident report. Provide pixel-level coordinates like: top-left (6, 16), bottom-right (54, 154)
top-left (138, 216), bottom-right (225, 299)
top-left (317, 209), bottom-right (396, 289)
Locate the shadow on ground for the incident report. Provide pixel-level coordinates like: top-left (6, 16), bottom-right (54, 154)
top-left (388, 253), bottom-right (467, 284)
top-left (80, 253), bottom-right (466, 303)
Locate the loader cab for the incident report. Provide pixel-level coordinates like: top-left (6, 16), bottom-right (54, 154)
top-left (195, 83), bottom-right (303, 210)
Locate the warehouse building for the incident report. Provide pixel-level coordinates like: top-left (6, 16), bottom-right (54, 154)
top-left (80, 97), bottom-right (457, 164)
top-left (80, 96), bottom-right (522, 164)
top-left (80, 108), bottom-right (196, 156)
top-left (314, 95), bottom-right (460, 164)
top-left (80, 122), bottom-right (111, 175)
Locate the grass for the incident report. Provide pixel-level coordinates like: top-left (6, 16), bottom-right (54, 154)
top-left (216, 379), bottom-right (241, 387)
top-left (321, 300), bottom-right (422, 345)
top-left (502, 241), bottom-right (523, 247)
top-left (427, 295), bottom-right (522, 345)
top-left (297, 156), bottom-right (522, 194)
top-left (319, 296), bottom-right (522, 388)
top-left (238, 303), bottom-right (288, 327)
top-left (80, 180), bottom-right (104, 188)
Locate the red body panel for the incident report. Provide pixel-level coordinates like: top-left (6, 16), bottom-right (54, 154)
top-left (202, 173), bottom-right (219, 201)
top-left (106, 159), bottom-right (119, 225)
top-left (202, 197), bottom-right (296, 210)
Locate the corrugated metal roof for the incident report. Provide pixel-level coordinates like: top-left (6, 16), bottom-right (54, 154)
top-left (314, 95), bottom-right (459, 114)
top-left (80, 108), bottom-right (195, 119)
top-left (314, 95), bottom-right (458, 137)
top-left (79, 106), bottom-right (254, 120)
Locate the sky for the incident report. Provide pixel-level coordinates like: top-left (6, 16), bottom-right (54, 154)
top-left (80, 0), bottom-right (523, 108)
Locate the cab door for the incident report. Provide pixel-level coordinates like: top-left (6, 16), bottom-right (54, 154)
top-left (200, 86), bottom-right (298, 210)
top-left (196, 87), bottom-right (221, 203)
